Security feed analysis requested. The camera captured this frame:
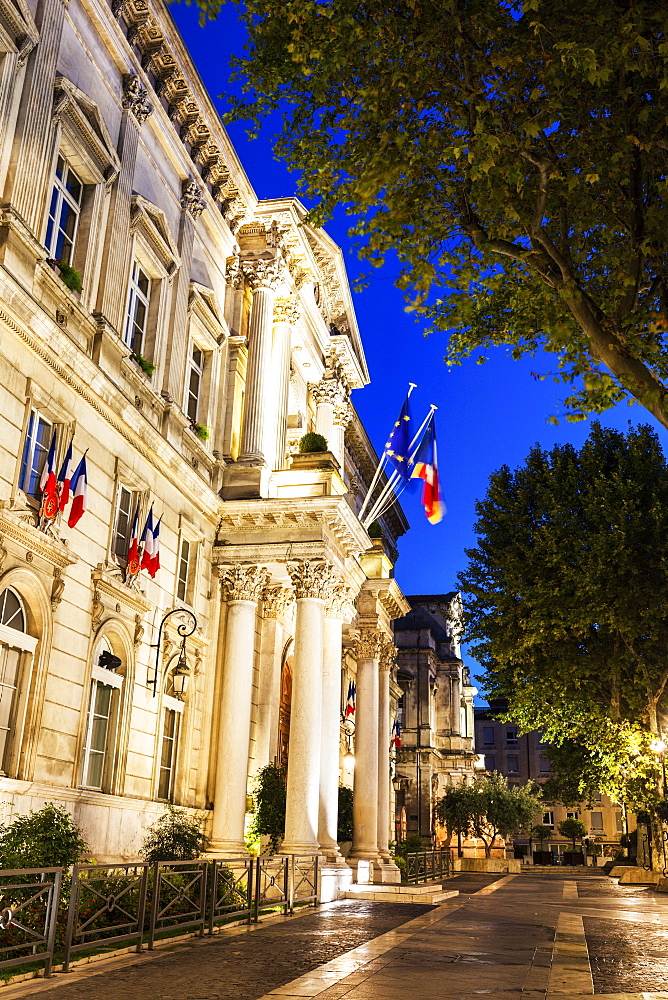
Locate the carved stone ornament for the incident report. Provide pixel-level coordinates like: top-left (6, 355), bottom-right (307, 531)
top-left (91, 587), bottom-right (104, 631)
top-left (220, 564), bottom-right (269, 603)
top-left (181, 178), bottom-right (206, 220)
top-left (379, 638), bottom-right (397, 671)
top-left (353, 626), bottom-right (384, 661)
top-left (0, 535), bottom-right (6, 575)
top-left (238, 256), bottom-right (286, 292)
top-left (50, 569), bottom-right (64, 613)
top-left (325, 583), bottom-right (354, 620)
top-left (309, 364), bottom-right (350, 409)
top-left (273, 297), bottom-right (300, 326)
top-left (122, 75), bottom-right (153, 124)
top-left (333, 401), bottom-right (352, 429)
top-left (262, 586), bottom-right (294, 620)
top-left (134, 613), bottom-right (144, 648)
top-left (287, 560), bottom-right (336, 601)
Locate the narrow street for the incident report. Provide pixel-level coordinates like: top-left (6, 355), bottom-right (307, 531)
top-left (4, 873), bottom-right (668, 1000)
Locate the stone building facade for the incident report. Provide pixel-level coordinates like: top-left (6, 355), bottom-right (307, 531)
top-left (0, 0), bottom-right (409, 883)
top-left (392, 594), bottom-right (478, 842)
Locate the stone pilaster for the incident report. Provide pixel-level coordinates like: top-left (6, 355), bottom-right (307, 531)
top-left (96, 76), bottom-right (153, 335)
top-left (253, 586), bottom-right (294, 772)
top-left (163, 178), bottom-right (206, 407)
top-left (236, 256), bottom-right (286, 465)
top-left (209, 563), bottom-right (268, 854)
top-left (350, 627), bottom-right (383, 868)
top-left (318, 583), bottom-right (351, 862)
top-left (309, 353), bottom-right (350, 466)
top-left (271, 296), bottom-right (300, 470)
top-left (7, 0), bottom-right (69, 234)
top-left (282, 561), bottom-right (335, 853)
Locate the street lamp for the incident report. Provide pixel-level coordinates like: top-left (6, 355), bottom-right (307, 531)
top-left (148, 608), bottom-right (197, 699)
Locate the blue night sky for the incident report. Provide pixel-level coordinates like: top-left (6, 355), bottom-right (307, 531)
top-left (170, 4), bottom-right (668, 680)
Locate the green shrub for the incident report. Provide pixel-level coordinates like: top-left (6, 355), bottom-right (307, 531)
top-left (131, 352), bottom-right (156, 377)
top-left (367, 521), bottom-right (383, 539)
top-left (56, 261), bottom-right (82, 294)
top-left (140, 805), bottom-right (207, 863)
top-left (337, 785), bottom-right (353, 843)
top-left (0, 802), bottom-right (88, 870)
top-left (298, 432), bottom-right (328, 453)
top-left (250, 764), bottom-right (286, 852)
top-left (193, 423), bottom-right (210, 441)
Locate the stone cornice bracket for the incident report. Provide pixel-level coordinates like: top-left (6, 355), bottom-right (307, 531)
top-left (122, 74), bottom-right (153, 124)
top-left (181, 177), bottom-right (205, 220)
top-left (273, 296), bottom-right (300, 326)
top-left (220, 563), bottom-right (269, 603)
top-left (353, 626), bottom-right (384, 661)
top-left (324, 583), bottom-right (355, 621)
top-left (262, 585), bottom-right (294, 620)
top-left (287, 560), bottom-right (336, 601)
top-left (379, 638), bottom-right (397, 672)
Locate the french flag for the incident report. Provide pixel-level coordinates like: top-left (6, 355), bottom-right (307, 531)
top-left (140, 508), bottom-right (161, 578)
top-left (390, 718), bottom-right (402, 749)
top-left (39, 429), bottom-right (58, 498)
top-left (126, 503), bottom-right (141, 577)
top-left (67, 454), bottom-right (88, 528)
top-left (345, 680), bottom-right (356, 719)
top-left (57, 440), bottom-right (74, 511)
top-left (410, 415), bottom-right (445, 524)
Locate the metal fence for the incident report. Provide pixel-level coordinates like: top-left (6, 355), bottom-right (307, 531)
top-left (0, 855), bottom-right (320, 978)
top-left (404, 849), bottom-right (451, 884)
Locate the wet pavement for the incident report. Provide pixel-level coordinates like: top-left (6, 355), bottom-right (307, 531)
top-left (5, 872), bottom-right (668, 1000)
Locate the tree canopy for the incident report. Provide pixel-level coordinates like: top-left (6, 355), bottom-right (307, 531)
top-left (436, 773), bottom-right (540, 857)
top-left (196, 0), bottom-right (668, 427)
top-left (459, 422), bottom-right (668, 806)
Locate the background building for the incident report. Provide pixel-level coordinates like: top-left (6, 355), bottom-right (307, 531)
top-left (0, 0), bottom-right (409, 884)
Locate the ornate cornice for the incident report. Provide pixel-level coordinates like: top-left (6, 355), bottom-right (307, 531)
top-left (273, 296), bottom-right (300, 326)
top-left (220, 563), bottom-right (269, 602)
top-left (181, 178), bottom-right (206, 220)
top-left (353, 626), bottom-right (384, 661)
top-left (261, 585), bottom-right (294, 620)
top-left (122, 74), bottom-right (153, 124)
top-left (287, 560), bottom-right (336, 601)
top-left (0, 506), bottom-right (77, 571)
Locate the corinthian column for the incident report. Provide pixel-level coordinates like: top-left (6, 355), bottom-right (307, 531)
top-left (210, 564), bottom-right (268, 854)
top-left (318, 584), bottom-right (350, 862)
top-left (236, 256), bottom-right (285, 465)
top-left (271, 297), bottom-right (300, 470)
top-left (310, 355), bottom-right (349, 466)
top-left (350, 628), bottom-right (382, 866)
top-left (282, 561), bottom-right (334, 854)
top-left (378, 641), bottom-right (400, 880)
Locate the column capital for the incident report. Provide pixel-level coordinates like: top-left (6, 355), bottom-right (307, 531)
top-left (273, 296), bottom-right (300, 326)
top-left (230, 254), bottom-right (287, 292)
top-left (122, 75), bottom-right (153, 124)
top-left (324, 583), bottom-right (354, 620)
top-left (379, 638), bottom-right (397, 672)
top-left (287, 560), bottom-right (336, 601)
top-left (333, 401), bottom-right (352, 428)
top-left (219, 563), bottom-right (269, 602)
top-left (181, 178), bottom-right (206, 219)
top-left (353, 626), bottom-right (384, 661)
top-left (261, 585), bottom-right (294, 620)
top-left (309, 375), bottom-right (349, 408)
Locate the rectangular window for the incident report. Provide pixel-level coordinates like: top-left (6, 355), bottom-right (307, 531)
top-left (484, 755), bottom-right (495, 771)
top-left (507, 755), bottom-right (519, 773)
top-left (82, 680), bottom-right (113, 789)
top-left (158, 707), bottom-right (179, 800)
top-left (186, 345), bottom-right (204, 423)
top-left (0, 645), bottom-right (21, 773)
top-left (506, 729), bottom-right (518, 746)
top-left (590, 811), bottom-right (604, 831)
top-left (543, 811), bottom-right (554, 827)
top-left (124, 261), bottom-right (151, 356)
top-left (112, 485), bottom-right (135, 564)
top-left (539, 756), bottom-right (551, 772)
top-left (177, 539), bottom-right (191, 603)
top-left (45, 156), bottom-right (83, 265)
top-left (566, 811), bottom-right (579, 820)
top-left (482, 726), bottom-right (495, 747)
top-left (19, 409), bottom-right (52, 499)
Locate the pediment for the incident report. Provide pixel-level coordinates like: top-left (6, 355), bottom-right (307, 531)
top-left (0, 0), bottom-right (38, 63)
top-left (130, 195), bottom-right (181, 274)
top-left (53, 77), bottom-right (120, 185)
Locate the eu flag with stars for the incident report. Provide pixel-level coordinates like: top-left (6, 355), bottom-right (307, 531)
top-left (385, 396), bottom-right (413, 483)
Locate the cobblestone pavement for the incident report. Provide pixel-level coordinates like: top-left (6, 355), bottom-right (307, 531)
top-left (7, 872), bottom-right (668, 1000)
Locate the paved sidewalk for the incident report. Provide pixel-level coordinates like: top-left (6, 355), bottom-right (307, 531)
top-left (5, 873), bottom-right (668, 1000)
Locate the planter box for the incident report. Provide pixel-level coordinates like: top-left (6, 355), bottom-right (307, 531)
top-left (562, 852), bottom-right (585, 866)
top-left (533, 851), bottom-right (554, 865)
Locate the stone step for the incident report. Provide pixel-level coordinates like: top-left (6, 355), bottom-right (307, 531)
top-left (519, 866), bottom-right (605, 876)
top-left (344, 883), bottom-right (459, 904)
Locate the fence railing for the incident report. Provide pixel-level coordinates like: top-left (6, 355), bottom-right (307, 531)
top-left (0, 855), bottom-right (320, 978)
top-left (404, 849), bottom-right (451, 884)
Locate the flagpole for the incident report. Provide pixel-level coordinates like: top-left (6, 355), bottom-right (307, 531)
top-left (358, 382), bottom-right (417, 521)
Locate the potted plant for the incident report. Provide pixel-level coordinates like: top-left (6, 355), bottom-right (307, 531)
top-left (298, 431), bottom-right (328, 454)
top-left (191, 422), bottom-right (210, 442)
top-left (558, 817), bottom-right (587, 865)
top-left (530, 824), bottom-right (554, 865)
top-left (47, 259), bottom-right (83, 294)
top-left (131, 352), bottom-right (155, 378)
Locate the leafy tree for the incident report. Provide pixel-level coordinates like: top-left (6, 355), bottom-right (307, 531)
top-left (558, 817), bottom-right (587, 849)
top-left (460, 422), bottom-right (668, 816)
top-left (197, 0), bottom-right (668, 427)
top-left (0, 803), bottom-right (88, 870)
top-left (250, 763), bottom-right (286, 852)
top-left (141, 805), bottom-right (208, 863)
top-left (530, 824), bottom-right (553, 848)
top-left (470, 773), bottom-right (541, 858)
top-left (435, 782), bottom-right (477, 855)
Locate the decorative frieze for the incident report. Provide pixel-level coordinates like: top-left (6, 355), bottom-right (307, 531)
top-left (261, 586), bottom-right (294, 620)
top-left (287, 560), bottom-right (336, 601)
top-left (122, 75), bottom-right (153, 124)
top-left (220, 563), bottom-right (269, 603)
top-left (353, 626), bottom-right (384, 661)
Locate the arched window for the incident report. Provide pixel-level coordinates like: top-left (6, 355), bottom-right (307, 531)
top-left (81, 635), bottom-right (124, 791)
top-left (0, 588), bottom-right (37, 776)
top-left (156, 668), bottom-right (185, 802)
